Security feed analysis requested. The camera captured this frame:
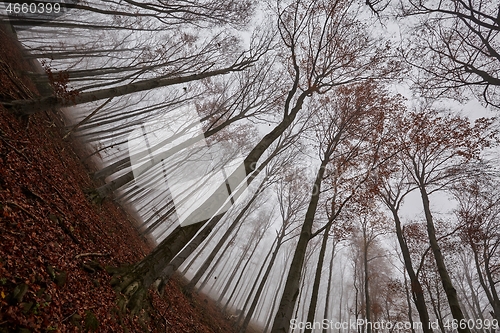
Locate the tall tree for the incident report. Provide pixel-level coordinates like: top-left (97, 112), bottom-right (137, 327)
top-left (453, 175), bottom-right (500, 320)
top-left (92, 56), bottom-right (286, 199)
top-left (92, 56), bottom-right (284, 182)
top-left (373, 165), bottom-right (433, 333)
top-left (182, 178), bottom-right (269, 294)
top-left (271, 80), bottom-right (402, 332)
top-left (6, 52), bottom-right (263, 114)
top-left (110, 0), bottom-right (395, 312)
top-left (7, 0), bottom-right (258, 92)
top-left (392, 105), bottom-right (498, 333)
top-left (304, 207), bottom-right (351, 333)
top-left (238, 167), bottom-right (308, 332)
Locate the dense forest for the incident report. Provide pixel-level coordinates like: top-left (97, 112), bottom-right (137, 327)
top-left (1, 0), bottom-right (500, 332)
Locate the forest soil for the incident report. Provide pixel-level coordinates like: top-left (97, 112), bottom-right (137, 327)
top-left (0, 21), bottom-right (260, 333)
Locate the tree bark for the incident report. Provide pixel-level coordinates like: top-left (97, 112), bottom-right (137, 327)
top-left (304, 223), bottom-right (332, 333)
top-left (389, 207), bottom-right (432, 333)
top-left (198, 227), bottom-right (241, 293)
top-left (321, 241), bottom-right (336, 333)
top-left (239, 236), bottom-right (284, 332)
top-left (471, 245), bottom-right (500, 320)
top-left (419, 185), bottom-right (470, 333)
top-left (403, 271), bottom-right (417, 333)
top-left (222, 244), bottom-right (274, 314)
top-left (363, 223), bottom-right (372, 333)
top-left (215, 226), bottom-right (264, 304)
top-left (264, 258), bottom-right (288, 333)
top-left (180, 213), bottom-right (236, 276)
top-left (483, 253), bottom-right (500, 320)
top-left (271, 154), bottom-right (330, 333)
top-left (113, 220), bottom-right (210, 314)
top-left (155, 189), bottom-right (261, 293)
top-left (9, 62), bottom-right (254, 115)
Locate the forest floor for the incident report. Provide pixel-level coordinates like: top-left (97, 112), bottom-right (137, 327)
top-left (0, 22), bottom-right (258, 333)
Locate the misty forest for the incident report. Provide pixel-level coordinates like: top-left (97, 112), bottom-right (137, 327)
top-left (1, 0), bottom-right (500, 332)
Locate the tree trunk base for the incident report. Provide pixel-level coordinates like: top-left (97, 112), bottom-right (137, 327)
top-left (107, 267), bottom-right (150, 316)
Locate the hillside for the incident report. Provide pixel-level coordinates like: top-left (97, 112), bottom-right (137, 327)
top-left (0, 21), bottom-right (243, 333)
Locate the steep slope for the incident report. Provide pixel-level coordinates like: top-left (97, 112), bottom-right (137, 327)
top-left (0, 22), bottom-right (244, 333)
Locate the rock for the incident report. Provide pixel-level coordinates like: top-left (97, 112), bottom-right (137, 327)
top-left (46, 265), bottom-right (56, 279)
top-left (82, 260), bottom-right (104, 273)
top-left (55, 271), bottom-right (67, 288)
top-left (82, 264), bottom-right (95, 273)
top-left (70, 313), bottom-right (82, 329)
top-left (87, 260), bottom-right (104, 271)
top-left (35, 287), bottom-right (46, 297)
top-left (20, 301), bottom-right (33, 314)
top-left (71, 314), bottom-right (82, 321)
top-left (9, 283), bottom-right (28, 305)
top-left (84, 310), bottom-right (99, 331)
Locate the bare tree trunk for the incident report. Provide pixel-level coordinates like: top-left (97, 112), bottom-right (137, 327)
top-left (216, 226), bottom-right (265, 305)
top-left (222, 237), bottom-right (274, 310)
top-left (460, 254), bottom-right (486, 330)
top-left (155, 192), bottom-right (262, 292)
top-left (9, 62), bottom-right (255, 114)
top-left (270, 154), bottom-right (330, 333)
top-left (239, 236), bottom-right (285, 332)
top-left (198, 229), bottom-right (241, 293)
top-left (425, 278), bottom-right (445, 333)
top-left (155, 218), bottom-right (223, 293)
top-left (292, 270), bottom-right (307, 332)
top-left (471, 246), bottom-right (500, 320)
top-left (389, 207), bottom-right (432, 333)
top-left (419, 186), bottom-right (471, 333)
top-left (353, 258), bottom-right (361, 333)
top-left (403, 271), bottom-right (416, 333)
top-left (321, 241), bottom-right (336, 333)
top-left (140, 205), bottom-right (175, 236)
top-left (305, 223), bottom-right (332, 333)
top-left (294, 273), bottom-right (313, 333)
top-left (112, 219), bottom-right (211, 314)
top-left (340, 259), bottom-right (349, 333)
top-left (209, 255), bottom-right (239, 294)
top-left (184, 182), bottom-right (264, 293)
top-left (264, 257), bottom-right (288, 333)
top-left (484, 254), bottom-right (500, 320)
top-left (180, 220), bottom-right (227, 276)
top-left (363, 224), bottom-right (371, 333)
top-left (256, 277), bottom-right (274, 325)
